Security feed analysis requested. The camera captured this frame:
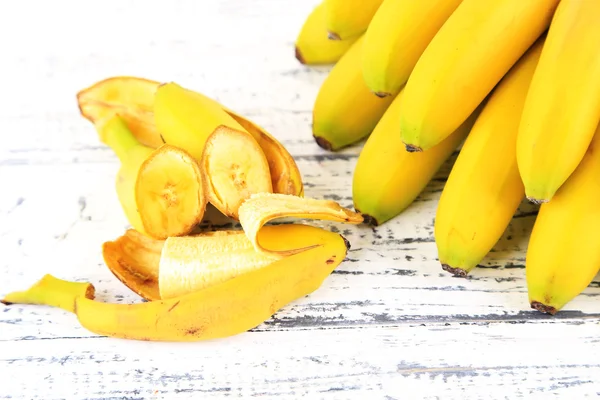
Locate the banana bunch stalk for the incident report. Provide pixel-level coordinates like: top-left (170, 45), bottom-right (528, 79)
top-left (296, 0), bottom-right (600, 314)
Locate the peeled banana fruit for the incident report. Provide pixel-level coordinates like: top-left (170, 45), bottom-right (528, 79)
top-left (516, 0), bottom-right (600, 204)
top-left (295, 2), bottom-right (358, 65)
top-left (313, 35), bottom-right (395, 151)
top-left (435, 37), bottom-right (544, 277)
top-left (526, 123), bottom-right (600, 315)
top-left (399, 0), bottom-right (559, 152)
top-left (362, 0), bottom-right (463, 97)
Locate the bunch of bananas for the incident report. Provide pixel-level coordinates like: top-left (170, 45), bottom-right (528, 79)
top-left (2, 77), bottom-right (364, 342)
top-left (295, 0), bottom-right (600, 315)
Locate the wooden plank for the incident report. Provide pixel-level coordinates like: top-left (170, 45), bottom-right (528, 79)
top-left (2, 159), bottom-right (599, 342)
top-left (1, 322), bottom-right (600, 399)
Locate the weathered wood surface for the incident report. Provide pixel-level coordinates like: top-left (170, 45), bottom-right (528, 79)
top-left (2, 0), bottom-right (600, 398)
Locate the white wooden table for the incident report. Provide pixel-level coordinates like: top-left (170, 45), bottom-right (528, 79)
top-left (2, 1), bottom-right (600, 398)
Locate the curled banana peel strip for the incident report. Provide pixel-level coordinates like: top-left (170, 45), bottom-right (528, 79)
top-left (2, 194), bottom-right (360, 342)
top-left (239, 193), bottom-right (363, 257)
top-left (76, 76), bottom-right (303, 198)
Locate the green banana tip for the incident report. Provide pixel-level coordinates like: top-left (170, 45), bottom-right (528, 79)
top-left (442, 264), bottom-right (468, 278)
top-left (530, 301), bottom-right (557, 315)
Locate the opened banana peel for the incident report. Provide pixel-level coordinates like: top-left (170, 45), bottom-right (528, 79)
top-left (3, 190), bottom-right (362, 342)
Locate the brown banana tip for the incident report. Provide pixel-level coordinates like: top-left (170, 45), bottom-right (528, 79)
top-left (1, 299), bottom-right (12, 306)
top-left (295, 47), bottom-right (306, 64)
top-left (404, 144), bottom-right (423, 153)
top-left (86, 285), bottom-right (97, 300)
top-left (360, 213), bottom-right (379, 227)
top-left (314, 135), bottom-right (333, 151)
top-left (530, 301), bottom-right (557, 315)
top-left (327, 31), bottom-right (341, 40)
top-left (526, 196), bottom-right (549, 205)
top-left (441, 264), bottom-right (468, 278)
top-left (373, 91), bottom-right (391, 98)
top-left (342, 236), bottom-right (351, 251)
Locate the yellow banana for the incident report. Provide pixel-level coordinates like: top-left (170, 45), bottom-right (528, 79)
top-left (516, 0), bottom-right (600, 204)
top-left (295, 2), bottom-right (358, 65)
top-left (96, 115), bottom-right (154, 235)
top-left (324, 0), bottom-right (384, 40)
top-left (3, 224), bottom-right (349, 342)
top-left (526, 123), bottom-right (600, 315)
top-left (352, 87), bottom-right (478, 226)
top-left (399, 0), bottom-right (559, 152)
top-left (435, 37), bottom-right (545, 277)
top-left (362, 0), bottom-right (463, 97)
top-left (313, 35), bottom-right (395, 151)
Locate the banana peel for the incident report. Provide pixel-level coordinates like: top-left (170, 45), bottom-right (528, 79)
top-left (76, 76), bottom-right (303, 197)
top-left (3, 193), bottom-right (360, 342)
top-left (4, 223), bottom-right (350, 342)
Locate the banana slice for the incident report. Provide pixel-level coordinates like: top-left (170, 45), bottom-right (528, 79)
top-left (77, 76), bottom-right (163, 148)
top-left (201, 126), bottom-right (273, 220)
top-left (238, 192), bottom-right (363, 256)
top-left (221, 109), bottom-right (304, 197)
top-left (135, 144), bottom-right (207, 240)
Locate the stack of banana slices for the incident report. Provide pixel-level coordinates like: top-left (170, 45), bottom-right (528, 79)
top-left (296, 0), bottom-right (600, 315)
top-left (2, 77), bottom-right (364, 342)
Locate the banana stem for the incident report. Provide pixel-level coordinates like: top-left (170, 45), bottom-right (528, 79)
top-left (1, 274), bottom-right (95, 313)
top-left (96, 115), bottom-right (141, 163)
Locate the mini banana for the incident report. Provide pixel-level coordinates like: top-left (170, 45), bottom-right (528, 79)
top-left (324, 0), bottom-right (384, 40)
top-left (96, 115), bottom-right (154, 235)
top-left (313, 35), bottom-right (395, 151)
top-left (352, 87), bottom-right (479, 226)
top-left (435, 37), bottom-right (545, 277)
top-left (135, 144), bottom-right (207, 239)
top-left (526, 123), bottom-right (600, 315)
top-left (516, 0), bottom-right (600, 204)
top-left (399, 0), bottom-right (559, 152)
top-left (362, 0), bottom-right (463, 97)
top-left (295, 2), bottom-right (358, 65)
